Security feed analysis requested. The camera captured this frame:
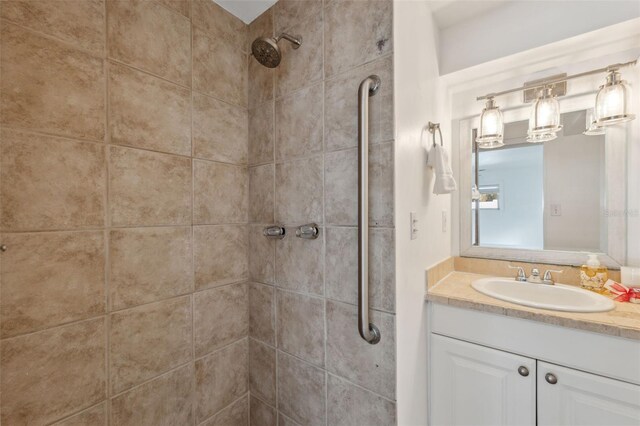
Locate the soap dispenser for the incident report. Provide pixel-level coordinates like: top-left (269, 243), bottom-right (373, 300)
top-left (580, 254), bottom-right (609, 294)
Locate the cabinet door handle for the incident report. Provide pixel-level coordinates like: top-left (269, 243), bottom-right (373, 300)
top-left (545, 373), bottom-right (558, 384)
top-left (517, 366), bottom-right (529, 377)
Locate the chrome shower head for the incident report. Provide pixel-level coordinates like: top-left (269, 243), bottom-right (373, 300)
top-left (251, 33), bottom-right (302, 68)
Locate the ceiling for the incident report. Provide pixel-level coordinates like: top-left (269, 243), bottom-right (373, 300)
top-left (213, 0), bottom-right (277, 24)
top-left (214, 0), bottom-right (510, 27)
top-left (428, 0), bottom-right (510, 29)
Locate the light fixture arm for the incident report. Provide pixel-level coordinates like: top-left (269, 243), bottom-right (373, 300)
top-left (476, 59), bottom-right (638, 101)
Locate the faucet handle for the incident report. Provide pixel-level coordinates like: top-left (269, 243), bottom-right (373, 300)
top-left (543, 269), bottom-right (563, 284)
top-left (508, 265), bottom-right (527, 282)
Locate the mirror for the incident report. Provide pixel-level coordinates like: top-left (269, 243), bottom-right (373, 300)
top-left (471, 110), bottom-right (606, 252)
top-left (459, 106), bottom-right (629, 267)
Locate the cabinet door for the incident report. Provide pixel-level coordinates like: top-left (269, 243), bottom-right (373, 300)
top-left (538, 361), bottom-right (640, 426)
top-left (430, 334), bottom-right (536, 426)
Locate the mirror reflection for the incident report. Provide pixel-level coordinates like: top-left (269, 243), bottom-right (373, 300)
top-left (471, 110), bottom-right (608, 253)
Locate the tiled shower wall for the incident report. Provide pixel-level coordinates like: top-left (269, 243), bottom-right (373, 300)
top-left (0, 1), bottom-right (251, 424)
top-left (246, 1), bottom-right (397, 424)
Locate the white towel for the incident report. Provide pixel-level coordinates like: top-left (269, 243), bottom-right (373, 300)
top-left (427, 144), bottom-right (457, 195)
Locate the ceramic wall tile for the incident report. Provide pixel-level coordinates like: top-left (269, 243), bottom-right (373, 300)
top-left (249, 283), bottom-right (276, 345)
top-left (107, 0), bottom-right (191, 86)
top-left (249, 164), bottom-right (275, 224)
top-left (327, 374), bottom-right (396, 426)
top-left (194, 225), bottom-right (248, 290)
top-left (1, 231), bottom-right (105, 338)
top-left (108, 62), bottom-right (191, 156)
top-left (249, 339), bottom-right (277, 405)
top-left (277, 352), bottom-right (326, 426)
top-left (275, 156), bottom-right (323, 224)
top-left (275, 83), bottom-right (323, 160)
top-left (109, 227), bottom-right (193, 310)
top-left (1, 319), bottom-right (106, 425)
top-left (277, 290), bottom-right (325, 366)
top-left (193, 160), bottom-right (248, 224)
top-left (1, 129), bottom-right (106, 231)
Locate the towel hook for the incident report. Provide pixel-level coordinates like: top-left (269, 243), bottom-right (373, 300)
top-left (427, 121), bottom-right (443, 147)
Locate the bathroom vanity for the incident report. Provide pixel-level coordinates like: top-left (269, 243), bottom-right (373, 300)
top-left (426, 272), bottom-right (640, 426)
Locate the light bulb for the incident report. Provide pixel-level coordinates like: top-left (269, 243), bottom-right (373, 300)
top-left (595, 70), bottom-right (635, 126)
top-left (476, 98), bottom-right (504, 145)
top-left (529, 87), bottom-right (562, 135)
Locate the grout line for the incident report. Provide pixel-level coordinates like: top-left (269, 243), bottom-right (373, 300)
top-left (195, 392), bottom-right (250, 426)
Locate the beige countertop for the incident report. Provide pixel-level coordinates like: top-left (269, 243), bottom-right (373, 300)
top-left (426, 271), bottom-right (640, 341)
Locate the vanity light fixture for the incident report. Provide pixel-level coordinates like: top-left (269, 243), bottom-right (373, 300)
top-left (595, 70), bottom-right (636, 126)
top-left (529, 87), bottom-right (562, 136)
top-left (476, 97), bottom-right (504, 148)
top-left (583, 108), bottom-right (606, 136)
top-left (474, 59), bottom-right (637, 139)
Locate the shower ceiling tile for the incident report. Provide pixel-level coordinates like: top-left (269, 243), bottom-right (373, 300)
top-left (249, 339), bottom-right (277, 405)
top-left (110, 364), bottom-right (194, 426)
top-left (275, 14), bottom-right (323, 98)
top-left (276, 290), bottom-right (325, 367)
top-left (194, 225), bottom-right (248, 290)
top-left (193, 27), bottom-right (248, 107)
top-left (109, 62), bottom-right (192, 157)
top-left (109, 296), bottom-right (192, 394)
top-left (1, 231), bottom-right (105, 338)
top-left (194, 283), bottom-right (249, 356)
top-left (249, 283), bottom-right (276, 345)
top-left (275, 156), bottom-right (323, 224)
top-left (0, 0), bottom-right (105, 56)
top-left (275, 82), bottom-right (323, 161)
top-left (0, 129), bottom-right (106, 231)
top-left (0, 23), bottom-right (105, 141)
top-left (193, 93), bottom-right (248, 164)
top-left (326, 300), bottom-right (396, 400)
top-left (109, 226), bottom-right (193, 311)
top-left (324, 0), bottom-right (392, 77)
top-left (107, 0), bottom-right (191, 86)
top-left (193, 160), bottom-right (248, 224)
top-left (109, 146), bottom-right (192, 227)
top-left (195, 339), bottom-right (248, 422)
top-left (0, 319), bottom-right (106, 425)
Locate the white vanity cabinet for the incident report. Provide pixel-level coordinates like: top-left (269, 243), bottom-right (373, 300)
top-left (431, 334), bottom-right (536, 426)
top-left (428, 303), bottom-right (640, 426)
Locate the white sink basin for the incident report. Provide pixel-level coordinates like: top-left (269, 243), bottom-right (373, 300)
top-left (471, 277), bottom-right (615, 313)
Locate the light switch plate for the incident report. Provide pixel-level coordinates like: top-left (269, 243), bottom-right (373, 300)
top-left (550, 204), bottom-right (562, 216)
top-left (410, 212), bottom-right (418, 240)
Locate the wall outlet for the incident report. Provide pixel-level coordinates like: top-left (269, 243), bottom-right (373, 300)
top-left (410, 212), bottom-right (418, 240)
top-left (442, 210), bottom-right (447, 233)
top-left (550, 204), bottom-right (562, 216)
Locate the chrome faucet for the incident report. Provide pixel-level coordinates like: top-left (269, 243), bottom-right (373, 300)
top-left (528, 268), bottom-right (542, 284)
top-left (542, 269), bottom-right (563, 285)
top-left (508, 265), bottom-right (527, 282)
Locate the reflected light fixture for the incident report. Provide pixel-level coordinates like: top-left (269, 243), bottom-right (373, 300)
top-left (529, 87), bottom-right (562, 135)
top-left (476, 97), bottom-right (504, 149)
top-left (526, 131), bottom-right (557, 143)
top-left (583, 108), bottom-right (605, 136)
top-left (595, 70), bottom-right (636, 126)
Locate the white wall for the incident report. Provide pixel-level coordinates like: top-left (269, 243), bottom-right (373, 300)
top-left (394, 1), bottom-right (451, 425)
top-left (543, 134), bottom-right (603, 252)
top-left (438, 0), bottom-right (640, 74)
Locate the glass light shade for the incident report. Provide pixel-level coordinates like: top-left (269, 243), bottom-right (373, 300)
top-left (595, 71), bottom-right (636, 126)
top-left (477, 139), bottom-right (504, 149)
top-left (529, 87), bottom-right (562, 135)
top-left (476, 98), bottom-right (504, 145)
top-left (526, 131), bottom-right (557, 143)
top-left (583, 108), bottom-right (605, 136)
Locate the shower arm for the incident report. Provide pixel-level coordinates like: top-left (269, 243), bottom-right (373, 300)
top-left (275, 33), bottom-right (302, 49)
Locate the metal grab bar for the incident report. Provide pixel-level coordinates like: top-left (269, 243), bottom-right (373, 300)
top-left (357, 75), bottom-right (381, 345)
